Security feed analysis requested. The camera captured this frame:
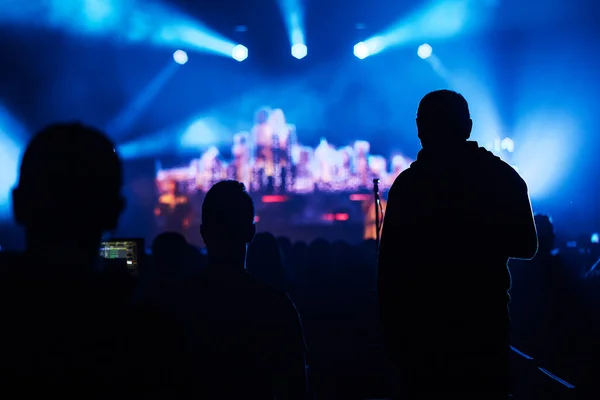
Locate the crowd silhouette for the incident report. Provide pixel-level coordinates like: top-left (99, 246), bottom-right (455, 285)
top-left (0, 91), bottom-right (598, 399)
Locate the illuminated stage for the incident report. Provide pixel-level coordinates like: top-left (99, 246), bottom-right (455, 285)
top-left (186, 191), bottom-right (382, 246)
top-left (153, 108), bottom-right (405, 244)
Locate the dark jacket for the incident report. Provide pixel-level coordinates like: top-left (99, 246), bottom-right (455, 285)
top-left (378, 141), bottom-right (537, 332)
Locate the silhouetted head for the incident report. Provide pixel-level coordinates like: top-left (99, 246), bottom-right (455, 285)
top-left (151, 231), bottom-right (189, 277)
top-left (416, 90), bottom-right (473, 149)
top-left (534, 214), bottom-right (555, 254)
top-left (12, 123), bottom-right (125, 253)
top-left (200, 180), bottom-right (256, 266)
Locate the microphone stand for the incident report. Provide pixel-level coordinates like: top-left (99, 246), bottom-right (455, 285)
top-left (373, 178), bottom-right (381, 253)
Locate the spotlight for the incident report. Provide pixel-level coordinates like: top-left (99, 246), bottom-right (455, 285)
top-left (417, 43), bottom-right (432, 60)
top-left (232, 44), bottom-right (248, 62)
top-left (354, 42), bottom-right (370, 59)
top-left (173, 50), bottom-right (188, 65)
top-left (592, 233), bottom-right (599, 244)
top-left (501, 137), bottom-right (515, 153)
top-left (291, 43), bottom-right (307, 60)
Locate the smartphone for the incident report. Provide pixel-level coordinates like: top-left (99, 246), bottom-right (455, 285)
top-left (99, 238), bottom-right (144, 275)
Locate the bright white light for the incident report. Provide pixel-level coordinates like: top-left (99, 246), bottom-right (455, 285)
top-left (291, 43), bottom-right (307, 59)
top-left (354, 42), bottom-right (370, 59)
top-left (417, 43), bottom-right (433, 59)
top-left (501, 137), bottom-right (515, 152)
top-left (232, 44), bottom-right (248, 62)
top-left (173, 50), bottom-right (188, 65)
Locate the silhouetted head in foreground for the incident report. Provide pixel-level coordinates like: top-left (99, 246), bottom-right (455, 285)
top-left (12, 123), bottom-right (125, 265)
top-left (534, 214), bottom-right (555, 255)
top-left (417, 90), bottom-right (473, 149)
top-left (201, 180), bottom-right (255, 268)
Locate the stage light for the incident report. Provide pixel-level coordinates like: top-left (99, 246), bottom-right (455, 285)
top-left (592, 233), bottom-right (599, 244)
top-left (173, 50), bottom-right (188, 65)
top-left (232, 44), bottom-right (248, 62)
top-left (417, 43), bottom-right (432, 59)
top-left (291, 43), bottom-right (307, 59)
top-left (354, 42), bottom-right (370, 59)
top-left (501, 137), bottom-right (515, 152)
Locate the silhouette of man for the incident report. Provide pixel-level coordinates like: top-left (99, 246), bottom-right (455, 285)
top-left (378, 90), bottom-right (538, 399)
top-left (193, 180), bottom-right (307, 398)
top-left (0, 123), bottom-right (184, 396)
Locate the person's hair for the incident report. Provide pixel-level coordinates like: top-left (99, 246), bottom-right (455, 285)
top-left (201, 180), bottom-right (255, 245)
top-left (13, 122), bottom-right (124, 232)
top-left (416, 90), bottom-right (472, 147)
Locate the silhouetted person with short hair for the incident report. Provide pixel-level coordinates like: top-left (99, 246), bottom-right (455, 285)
top-left (0, 123), bottom-right (128, 394)
top-left (0, 123), bottom-right (184, 396)
top-left (14, 123), bottom-right (125, 265)
top-left (193, 180), bottom-right (307, 398)
top-left (378, 90), bottom-right (538, 399)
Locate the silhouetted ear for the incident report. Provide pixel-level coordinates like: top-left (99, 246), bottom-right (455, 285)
top-left (465, 119), bottom-right (473, 139)
top-left (416, 117), bottom-right (431, 142)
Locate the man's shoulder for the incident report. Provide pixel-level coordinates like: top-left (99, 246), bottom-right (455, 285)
top-left (246, 273), bottom-right (295, 307)
top-left (480, 152), bottom-right (527, 189)
top-left (244, 274), bottom-right (301, 320)
top-left (389, 167), bottom-right (418, 194)
top-left (473, 146), bottom-right (518, 173)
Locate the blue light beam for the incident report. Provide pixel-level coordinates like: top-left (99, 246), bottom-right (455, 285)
top-left (0, 0), bottom-right (238, 57)
top-left (360, 0), bottom-right (494, 57)
top-left (277, 0), bottom-right (306, 47)
top-left (106, 61), bottom-right (180, 137)
top-left (117, 117), bottom-right (231, 160)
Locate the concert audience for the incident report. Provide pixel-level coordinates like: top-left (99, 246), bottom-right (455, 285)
top-left (1, 102), bottom-right (599, 400)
